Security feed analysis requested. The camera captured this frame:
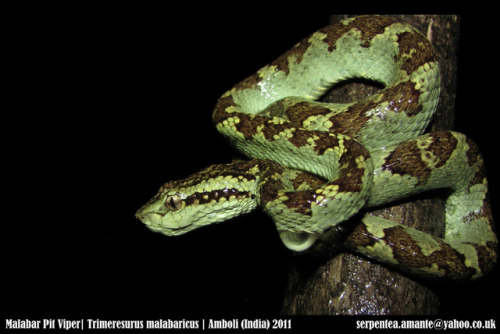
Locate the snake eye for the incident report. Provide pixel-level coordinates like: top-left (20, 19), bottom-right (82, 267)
top-left (166, 194), bottom-right (182, 211)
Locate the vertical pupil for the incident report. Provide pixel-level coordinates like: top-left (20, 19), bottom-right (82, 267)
top-left (167, 196), bottom-right (180, 210)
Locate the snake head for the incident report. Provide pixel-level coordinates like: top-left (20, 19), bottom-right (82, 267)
top-left (135, 187), bottom-right (194, 236)
top-left (135, 163), bottom-right (260, 236)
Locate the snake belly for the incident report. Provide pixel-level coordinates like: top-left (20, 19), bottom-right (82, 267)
top-left (136, 16), bottom-right (497, 280)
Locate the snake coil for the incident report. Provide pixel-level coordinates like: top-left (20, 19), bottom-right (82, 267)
top-left (137, 16), bottom-right (497, 280)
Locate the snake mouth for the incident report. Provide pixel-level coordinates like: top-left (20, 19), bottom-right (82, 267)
top-left (135, 211), bottom-right (194, 236)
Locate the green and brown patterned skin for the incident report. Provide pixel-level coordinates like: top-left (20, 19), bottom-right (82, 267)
top-left (136, 16), bottom-right (497, 280)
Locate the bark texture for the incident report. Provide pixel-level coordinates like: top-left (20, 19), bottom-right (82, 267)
top-left (281, 15), bottom-right (460, 315)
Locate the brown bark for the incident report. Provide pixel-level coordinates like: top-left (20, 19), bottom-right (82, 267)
top-left (281, 15), bottom-right (460, 315)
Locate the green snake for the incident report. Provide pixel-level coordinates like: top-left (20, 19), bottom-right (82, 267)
top-left (136, 16), bottom-right (497, 280)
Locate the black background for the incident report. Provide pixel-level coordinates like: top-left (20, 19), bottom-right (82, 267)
top-left (4, 5), bottom-right (498, 330)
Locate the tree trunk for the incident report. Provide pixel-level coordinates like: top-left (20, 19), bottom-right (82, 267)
top-left (281, 15), bottom-right (460, 315)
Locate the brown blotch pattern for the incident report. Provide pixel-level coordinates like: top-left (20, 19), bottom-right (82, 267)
top-left (344, 221), bottom-right (379, 248)
top-left (272, 15), bottom-right (405, 72)
top-left (289, 130), bottom-right (339, 154)
top-left (329, 99), bottom-right (377, 137)
top-left (234, 114), bottom-right (264, 139)
top-left (162, 161), bottom-right (259, 192)
top-left (330, 140), bottom-right (370, 193)
top-left (291, 171), bottom-right (325, 190)
top-left (270, 38), bottom-right (312, 74)
top-left (381, 80), bottom-right (422, 116)
top-left (257, 163), bottom-right (287, 205)
top-left (213, 95), bottom-right (237, 125)
top-left (425, 132), bottom-right (458, 168)
top-left (282, 191), bottom-right (317, 215)
top-left (233, 72), bottom-right (262, 91)
top-left (326, 80), bottom-right (423, 139)
top-left (284, 101), bottom-right (333, 125)
top-left (395, 31), bottom-right (437, 74)
top-left (382, 132), bottom-right (458, 185)
top-left (475, 242), bottom-right (498, 276)
top-left (234, 113), bottom-right (344, 154)
top-left (321, 16), bottom-right (397, 51)
top-left (381, 226), bottom-right (475, 280)
top-left (260, 120), bottom-right (294, 142)
top-left (185, 188), bottom-right (251, 206)
top-left (465, 137), bottom-right (482, 168)
top-left (381, 141), bottom-right (429, 184)
top-left (280, 139), bottom-right (369, 213)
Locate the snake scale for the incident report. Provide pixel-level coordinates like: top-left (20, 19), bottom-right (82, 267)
top-left (136, 16), bottom-right (497, 280)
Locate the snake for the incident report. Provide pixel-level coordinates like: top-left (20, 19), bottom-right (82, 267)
top-left (136, 16), bottom-right (497, 280)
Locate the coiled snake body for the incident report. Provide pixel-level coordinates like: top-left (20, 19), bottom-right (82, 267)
top-left (136, 16), bottom-right (497, 280)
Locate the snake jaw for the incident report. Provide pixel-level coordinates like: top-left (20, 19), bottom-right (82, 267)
top-left (136, 211), bottom-right (193, 236)
top-left (135, 202), bottom-right (182, 235)
top-left (279, 231), bottom-right (319, 252)
top-left (135, 190), bottom-right (194, 235)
